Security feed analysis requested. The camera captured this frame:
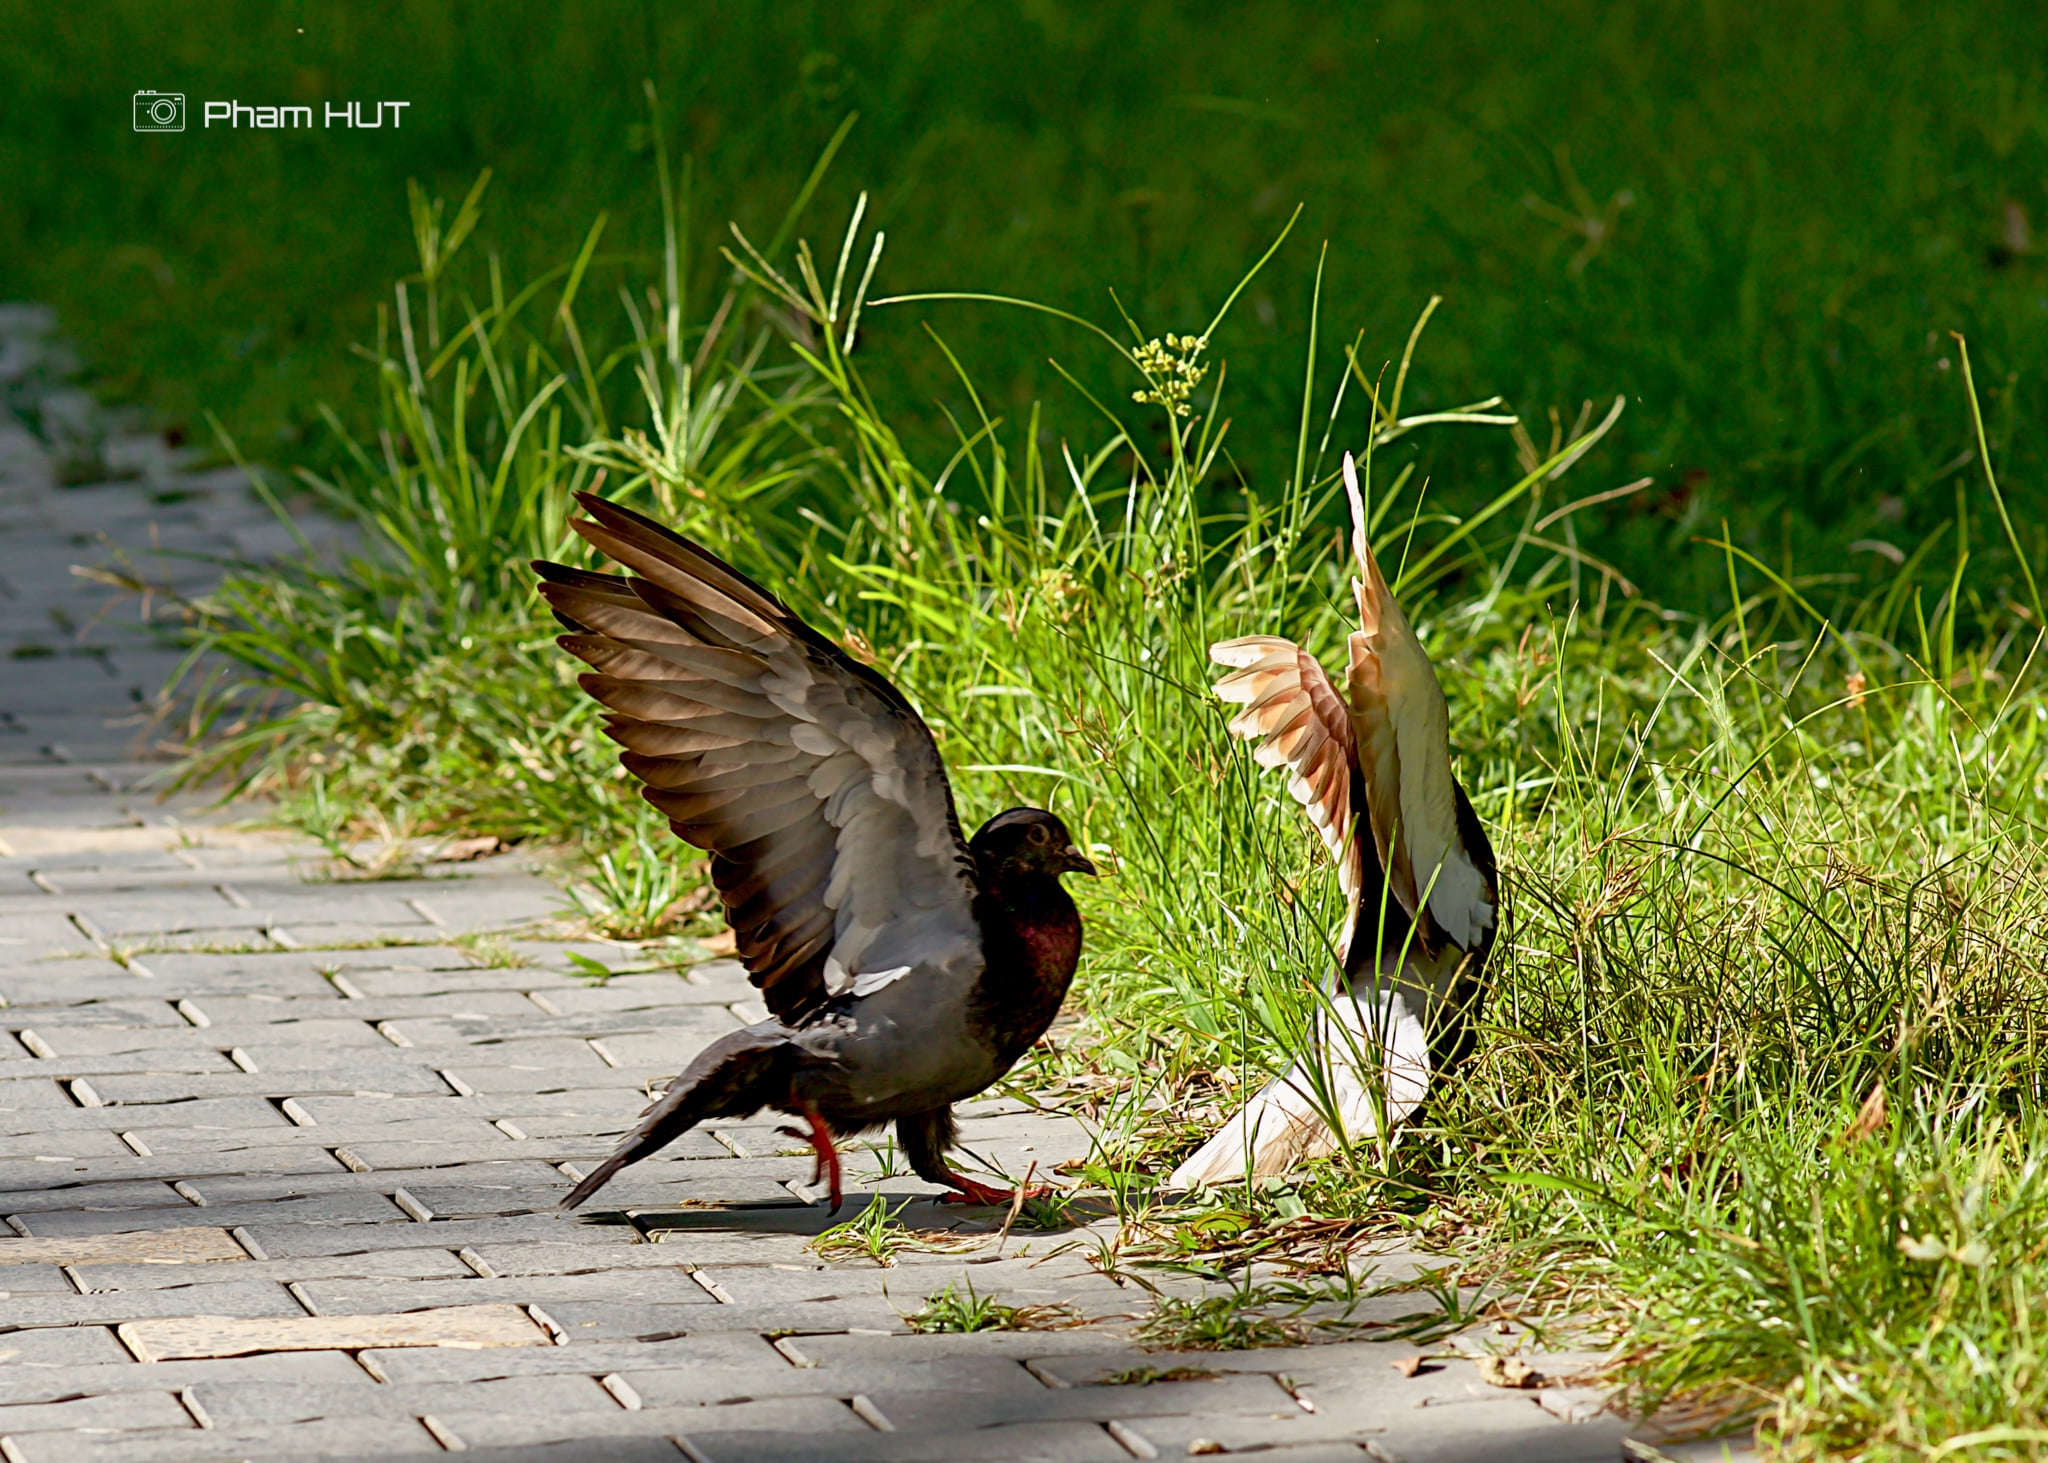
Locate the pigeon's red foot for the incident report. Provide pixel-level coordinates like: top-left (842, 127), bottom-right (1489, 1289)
top-left (777, 1112), bottom-right (844, 1213)
top-left (938, 1177), bottom-right (1048, 1207)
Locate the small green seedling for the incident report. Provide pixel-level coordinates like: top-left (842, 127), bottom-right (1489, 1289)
top-left (908, 1278), bottom-right (1017, 1333)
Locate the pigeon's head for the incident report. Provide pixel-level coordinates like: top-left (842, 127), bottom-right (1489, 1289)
top-left (969, 808), bottom-right (1097, 883)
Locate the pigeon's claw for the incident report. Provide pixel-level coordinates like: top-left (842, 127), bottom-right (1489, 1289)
top-left (938, 1177), bottom-right (1046, 1207)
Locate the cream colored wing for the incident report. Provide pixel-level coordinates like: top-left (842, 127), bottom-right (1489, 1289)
top-left (1209, 635), bottom-right (1363, 953)
top-left (1341, 452), bottom-right (1495, 955)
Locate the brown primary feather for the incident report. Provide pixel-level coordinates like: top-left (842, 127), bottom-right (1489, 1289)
top-left (535, 494), bottom-right (981, 1024)
top-left (534, 565), bottom-right (695, 652)
top-left (569, 518), bottom-right (786, 649)
top-left (1343, 627), bottom-right (1423, 949)
top-left (1341, 454), bottom-right (1495, 954)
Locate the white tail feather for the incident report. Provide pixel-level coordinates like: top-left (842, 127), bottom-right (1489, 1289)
top-left (1167, 979), bottom-right (1432, 1189)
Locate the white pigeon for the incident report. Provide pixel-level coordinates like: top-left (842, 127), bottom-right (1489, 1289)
top-left (1169, 451), bottom-right (1499, 1188)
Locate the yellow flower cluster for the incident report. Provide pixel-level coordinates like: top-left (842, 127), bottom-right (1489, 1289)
top-left (1131, 333), bottom-right (1209, 417)
top-left (1035, 564), bottom-right (1091, 622)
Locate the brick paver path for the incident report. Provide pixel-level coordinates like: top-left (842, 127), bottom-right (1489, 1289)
top-left (0, 308), bottom-right (1749, 1462)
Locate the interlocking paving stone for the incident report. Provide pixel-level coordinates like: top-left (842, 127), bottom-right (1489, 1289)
top-left (0, 1131), bottom-right (135, 1161)
top-left (1, 1027), bottom-right (268, 1061)
top-left (675, 1420), bottom-right (1131, 1463)
top-left (359, 1332), bottom-right (780, 1385)
top-left (79, 1249), bottom-right (472, 1291)
top-left (623, 1351), bottom-right (1043, 1407)
top-left (180, 1162), bottom-right (570, 1203)
top-left (4, 1278), bottom-right (304, 1328)
top-left (0, 1226), bottom-right (245, 1266)
top-left (454, 1397), bottom-right (865, 1450)
top-left (0, 1262), bottom-right (75, 1293)
top-left (411, 1065), bottom-right (653, 1096)
top-left (1, 1000), bottom-right (185, 1030)
top-left (18, 1192), bottom-right (408, 1235)
top-left (0, 1080), bottom-right (84, 1112)
top-left (329, 1443), bottom-right (685, 1463)
top-left (468, 1299), bottom-right (716, 1344)
top-left (117, 1303), bottom-right (550, 1361)
top-left (1365, 1402), bottom-right (1631, 1463)
top-left (0, 1059), bottom-right (244, 1090)
top-left (3, 1098), bottom-right (293, 1137)
top-left (0, 1414), bottom-right (444, 1462)
top-left (82, 1069), bottom-right (460, 1101)
top-left (0, 1390), bottom-right (193, 1437)
top-left (0, 1150), bottom-right (347, 1193)
top-left (294, 1269), bottom-right (721, 1314)
top-left (447, 1241), bottom-right (705, 1279)
top-left (0, 1349), bottom-right (368, 1407)
top-left (224, 1214), bottom-right (622, 1260)
top-left (183, 1371), bottom-right (615, 1428)
top-left (0, 1327), bottom-right (134, 1368)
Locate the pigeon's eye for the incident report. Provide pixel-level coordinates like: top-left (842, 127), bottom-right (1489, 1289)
top-left (1028, 823), bottom-right (1050, 846)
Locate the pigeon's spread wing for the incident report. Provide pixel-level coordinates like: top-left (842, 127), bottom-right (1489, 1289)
top-left (1341, 454), bottom-right (1495, 955)
top-left (535, 495), bottom-right (981, 1022)
top-left (1210, 635), bottom-right (1365, 949)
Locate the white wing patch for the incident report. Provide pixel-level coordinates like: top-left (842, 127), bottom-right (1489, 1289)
top-left (850, 965), bottom-right (913, 997)
top-left (1172, 455), bottom-right (1498, 1189)
top-left (822, 956), bottom-right (914, 1000)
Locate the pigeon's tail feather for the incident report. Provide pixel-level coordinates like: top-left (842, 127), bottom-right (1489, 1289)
top-left (1166, 980), bottom-right (1432, 1190)
top-left (562, 1026), bottom-right (792, 1210)
top-left (561, 1146), bottom-right (648, 1211)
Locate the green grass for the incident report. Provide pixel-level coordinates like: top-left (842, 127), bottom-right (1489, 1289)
top-left (8, 1), bottom-right (2048, 608)
top-left (908, 1276), bottom-right (1086, 1334)
top-left (1132, 1277), bottom-right (1318, 1351)
top-left (810, 1194), bottom-right (985, 1267)
top-left (149, 126), bottom-right (2048, 1460)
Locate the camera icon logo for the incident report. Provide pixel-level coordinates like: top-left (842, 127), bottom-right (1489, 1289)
top-left (134, 91), bottom-right (185, 132)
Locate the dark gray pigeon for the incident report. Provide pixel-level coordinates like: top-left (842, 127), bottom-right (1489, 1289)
top-left (534, 495), bottom-right (1093, 1211)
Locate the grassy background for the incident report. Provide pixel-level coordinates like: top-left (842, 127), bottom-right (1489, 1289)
top-left (6, 0), bottom-right (2048, 609)
top-left (14, 8), bottom-right (2048, 1452)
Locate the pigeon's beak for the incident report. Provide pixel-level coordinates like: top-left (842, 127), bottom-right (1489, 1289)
top-left (1060, 844), bottom-right (1098, 876)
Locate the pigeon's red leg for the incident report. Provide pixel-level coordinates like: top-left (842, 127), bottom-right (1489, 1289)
top-left (803, 1111), bottom-right (843, 1213)
top-left (774, 1113), bottom-right (845, 1211)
